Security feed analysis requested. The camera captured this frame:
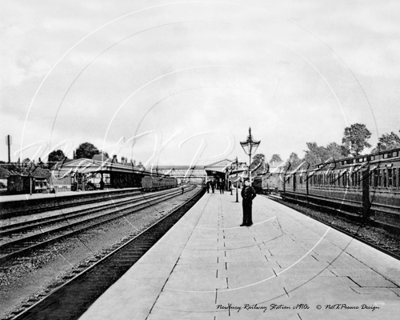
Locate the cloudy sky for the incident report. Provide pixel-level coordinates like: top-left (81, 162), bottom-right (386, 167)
top-left (1, 0), bottom-right (399, 166)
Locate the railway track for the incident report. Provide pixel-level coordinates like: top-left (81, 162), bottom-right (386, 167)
top-left (0, 188), bottom-right (142, 219)
top-left (264, 194), bottom-right (400, 260)
top-left (0, 187), bottom-right (187, 236)
top-left (6, 186), bottom-right (204, 320)
top-left (0, 186), bottom-right (195, 264)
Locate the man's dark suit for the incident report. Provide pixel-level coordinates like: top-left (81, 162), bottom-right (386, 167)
top-left (241, 184), bottom-right (257, 226)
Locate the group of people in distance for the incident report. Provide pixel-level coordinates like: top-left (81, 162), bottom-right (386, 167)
top-left (205, 178), bottom-right (257, 227)
top-left (205, 179), bottom-right (225, 194)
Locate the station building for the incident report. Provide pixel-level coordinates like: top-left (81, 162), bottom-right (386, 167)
top-left (5, 155), bottom-right (253, 194)
top-left (48, 158), bottom-right (237, 192)
top-left (156, 159), bottom-right (234, 185)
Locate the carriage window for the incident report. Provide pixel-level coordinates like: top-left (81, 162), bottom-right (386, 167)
top-left (388, 168), bottom-right (393, 187)
top-left (393, 151), bottom-right (398, 157)
top-left (354, 172), bottom-right (357, 187)
top-left (394, 168), bottom-right (397, 187)
top-left (351, 173), bottom-right (355, 186)
top-left (375, 170), bottom-right (382, 187)
top-left (354, 172), bottom-right (357, 186)
top-left (383, 169), bottom-right (387, 187)
top-left (357, 172), bottom-right (361, 187)
top-left (399, 168), bottom-right (400, 188)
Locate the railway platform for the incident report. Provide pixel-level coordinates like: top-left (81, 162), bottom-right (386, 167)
top-left (0, 187), bottom-right (139, 203)
top-left (79, 192), bottom-right (400, 320)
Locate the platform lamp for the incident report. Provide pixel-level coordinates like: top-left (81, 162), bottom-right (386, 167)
top-left (240, 127), bottom-right (261, 184)
top-left (228, 157), bottom-right (246, 203)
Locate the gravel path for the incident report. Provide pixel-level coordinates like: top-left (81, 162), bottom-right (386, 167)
top-left (0, 187), bottom-right (201, 319)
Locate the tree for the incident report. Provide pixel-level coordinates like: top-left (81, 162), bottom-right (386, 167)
top-left (48, 150), bottom-right (66, 163)
top-left (372, 131), bottom-right (400, 153)
top-left (251, 154), bottom-right (264, 165)
top-left (288, 152), bottom-right (303, 169)
top-left (342, 123), bottom-right (371, 156)
top-left (325, 142), bottom-right (345, 160)
top-left (75, 142), bottom-right (100, 159)
top-left (250, 154), bottom-right (266, 175)
top-left (269, 154), bottom-right (282, 165)
top-left (304, 142), bottom-right (326, 166)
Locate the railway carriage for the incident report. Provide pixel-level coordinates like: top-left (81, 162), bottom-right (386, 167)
top-left (141, 176), bottom-right (178, 191)
top-left (368, 149), bottom-right (400, 225)
top-left (263, 148), bottom-right (400, 228)
top-left (261, 172), bottom-right (284, 194)
top-left (300, 159), bottom-right (366, 214)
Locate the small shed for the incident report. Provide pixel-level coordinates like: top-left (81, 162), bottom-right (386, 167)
top-left (7, 167), bottom-right (51, 194)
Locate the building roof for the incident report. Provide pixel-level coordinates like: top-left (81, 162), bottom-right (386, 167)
top-left (6, 166), bottom-right (51, 179)
top-left (52, 158), bottom-right (146, 176)
top-left (92, 154), bottom-right (111, 162)
top-left (0, 167), bottom-right (11, 179)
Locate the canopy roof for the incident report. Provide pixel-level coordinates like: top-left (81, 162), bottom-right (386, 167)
top-left (52, 158), bottom-right (145, 177)
top-left (204, 159), bottom-right (234, 173)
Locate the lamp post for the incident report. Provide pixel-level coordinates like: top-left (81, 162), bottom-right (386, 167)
top-left (229, 157), bottom-right (246, 202)
top-left (240, 127), bottom-right (261, 183)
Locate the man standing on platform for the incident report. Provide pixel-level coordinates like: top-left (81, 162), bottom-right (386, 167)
top-left (219, 180), bottom-right (224, 194)
top-left (240, 180), bottom-right (256, 226)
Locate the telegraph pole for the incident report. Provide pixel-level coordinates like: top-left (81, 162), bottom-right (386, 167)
top-left (5, 135), bottom-right (12, 163)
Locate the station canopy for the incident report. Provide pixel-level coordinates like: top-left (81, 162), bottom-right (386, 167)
top-left (204, 159), bottom-right (234, 175)
top-left (51, 158), bottom-right (145, 176)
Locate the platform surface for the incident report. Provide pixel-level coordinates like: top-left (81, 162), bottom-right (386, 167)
top-left (79, 192), bottom-right (400, 320)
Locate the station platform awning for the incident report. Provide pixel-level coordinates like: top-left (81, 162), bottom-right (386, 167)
top-left (52, 158), bottom-right (145, 176)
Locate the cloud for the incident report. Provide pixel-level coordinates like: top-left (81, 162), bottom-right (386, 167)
top-left (1, 0), bottom-right (399, 163)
